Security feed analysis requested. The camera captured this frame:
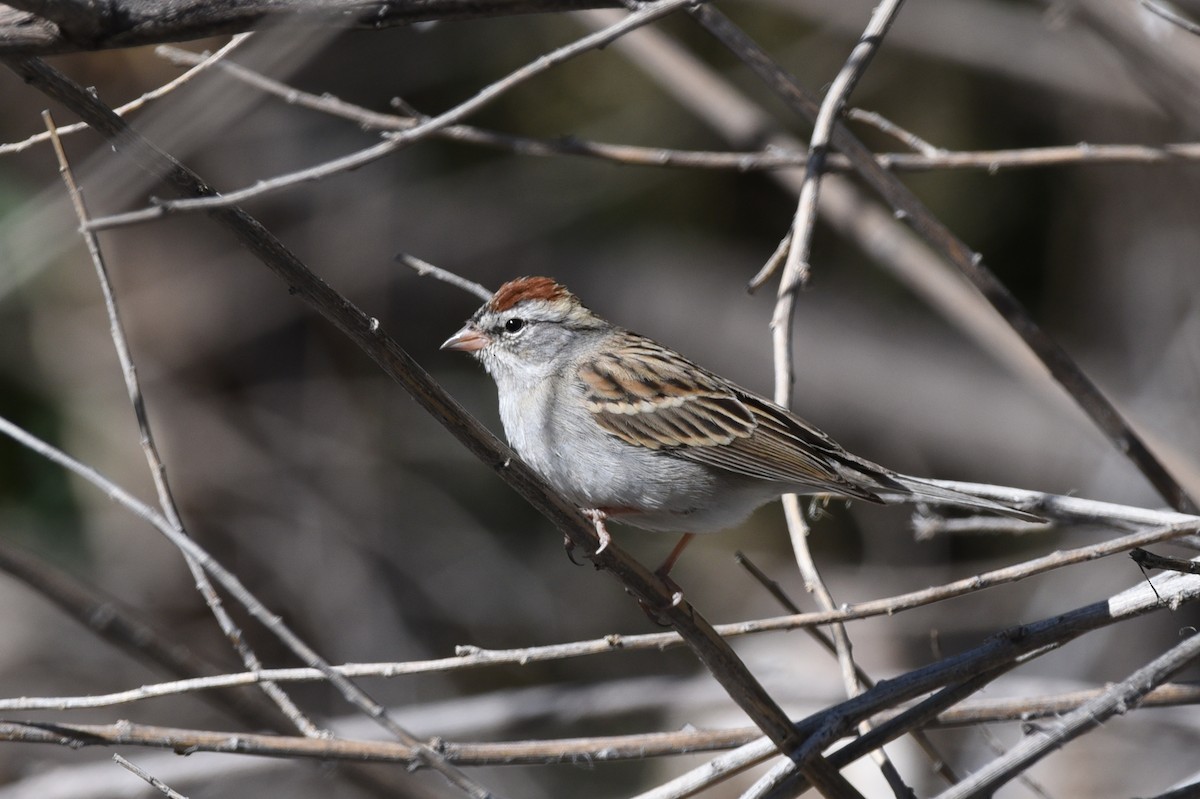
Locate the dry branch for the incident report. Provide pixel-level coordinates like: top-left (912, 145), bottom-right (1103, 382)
top-left (691, 4), bottom-right (1200, 516)
top-left (0, 0), bottom-right (621, 55)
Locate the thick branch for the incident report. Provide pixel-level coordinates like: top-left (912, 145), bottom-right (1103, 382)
top-left (0, 0), bottom-right (619, 55)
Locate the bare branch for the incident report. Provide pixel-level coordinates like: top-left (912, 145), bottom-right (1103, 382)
top-left (112, 755), bottom-right (190, 799)
top-left (85, 0), bottom-right (699, 227)
top-left (0, 0), bottom-right (624, 56)
top-left (43, 108), bottom-right (322, 738)
top-left (691, 4), bottom-right (1200, 516)
top-left (399, 253), bottom-right (493, 301)
top-left (934, 630), bottom-right (1200, 799)
top-left (0, 34), bottom-right (252, 157)
top-left (150, 42), bottom-right (1200, 179)
top-left (777, 0), bottom-right (905, 289)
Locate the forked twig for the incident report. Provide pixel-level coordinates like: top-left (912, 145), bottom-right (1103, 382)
top-left (778, 0), bottom-right (906, 290)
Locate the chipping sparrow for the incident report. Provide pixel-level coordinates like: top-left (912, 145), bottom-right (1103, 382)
top-left (443, 277), bottom-right (1038, 575)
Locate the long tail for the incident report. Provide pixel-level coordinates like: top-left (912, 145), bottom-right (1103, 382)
top-left (883, 474), bottom-right (1044, 522)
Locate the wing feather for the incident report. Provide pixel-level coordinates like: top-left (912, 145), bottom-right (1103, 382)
top-left (579, 334), bottom-right (887, 501)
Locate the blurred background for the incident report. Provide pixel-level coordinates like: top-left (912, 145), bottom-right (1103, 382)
top-left (0, 0), bottom-right (1199, 796)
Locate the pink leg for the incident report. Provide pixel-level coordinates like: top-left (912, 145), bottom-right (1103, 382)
top-left (656, 532), bottom-right (695, 579)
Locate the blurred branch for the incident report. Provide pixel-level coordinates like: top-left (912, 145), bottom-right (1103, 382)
top-left (691, 4), bottom-right (1200, 516)
top-left (152, 44), bottom-right (1200, 176)
top-left (0, 538), bottom-right (282, 729)
top-left (0, 54), bottom-right (842, 783)
top-left (1062, 0), bottom-right (1200, 130)
top-left (0, 0), bottom-right (623, 55)
top-left (1142, 0), bottom-right (1200, 35)
top-left (84, 0), bottom-right (698, 229)
top-left (778, 0), bottom-right (904, 289)
top-left (757, 0), bottom-right (1156, 112)
top-left (44, 108), bottom-right (322, 738)
top-left (0, 34), bottom-right (252, 157)
top-left (0, 415), bottom-right (498, 798)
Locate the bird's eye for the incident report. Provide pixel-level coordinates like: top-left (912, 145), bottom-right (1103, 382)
top-left (504, 318), bottom-right (526, 333)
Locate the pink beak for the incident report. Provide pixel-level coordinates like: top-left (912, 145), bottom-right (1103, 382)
top-left (441, 325), bottom-right (490, 352)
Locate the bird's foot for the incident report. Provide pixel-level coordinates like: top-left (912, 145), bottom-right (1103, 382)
top-left (582, 508), bottom-right (613, 555)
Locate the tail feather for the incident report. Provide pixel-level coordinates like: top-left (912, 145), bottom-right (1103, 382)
top-left (884, 475), bottom-right (1044, 523)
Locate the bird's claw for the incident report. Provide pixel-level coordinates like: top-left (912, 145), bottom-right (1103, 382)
top-left (563, 534), bottom-right (584, 566)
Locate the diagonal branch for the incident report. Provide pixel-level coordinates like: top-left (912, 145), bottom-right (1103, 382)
top-left (690, 4), bottom-right (1200, 516)
top-left (934, 628), bottom-right (1200, 799)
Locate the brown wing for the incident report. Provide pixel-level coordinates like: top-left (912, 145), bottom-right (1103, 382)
top-left (579, 334), bottom-right (887, 501)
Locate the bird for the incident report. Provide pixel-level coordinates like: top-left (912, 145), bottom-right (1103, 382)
top-left (442, 276), bottom-right (1039, 581)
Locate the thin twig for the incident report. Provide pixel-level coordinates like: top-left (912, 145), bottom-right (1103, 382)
top-left (85, 0), bottom-right (700, 227)
top-left (713, 514), bottom-right (1199, 640)
top-left (781, 496), bottom-right (912, 796)
top-left (768, 9), bottom-right (915, 795)
top-left (0, 34), bottom-right (252, 157)
top-left (151, 42), bottom-right (1200, 187)
top-left (0, 677), bottom-right (1191, 773)
top-left (398, 253), bottom-right (493, 301)
top-left (43, 109), bottom-right (321, 739)
top-left (113, 755), bottom-right (190, 799)
top-left (846, 108), bottom-right (941, 156)
top-left (777, 0), bottom-right (906, 290)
